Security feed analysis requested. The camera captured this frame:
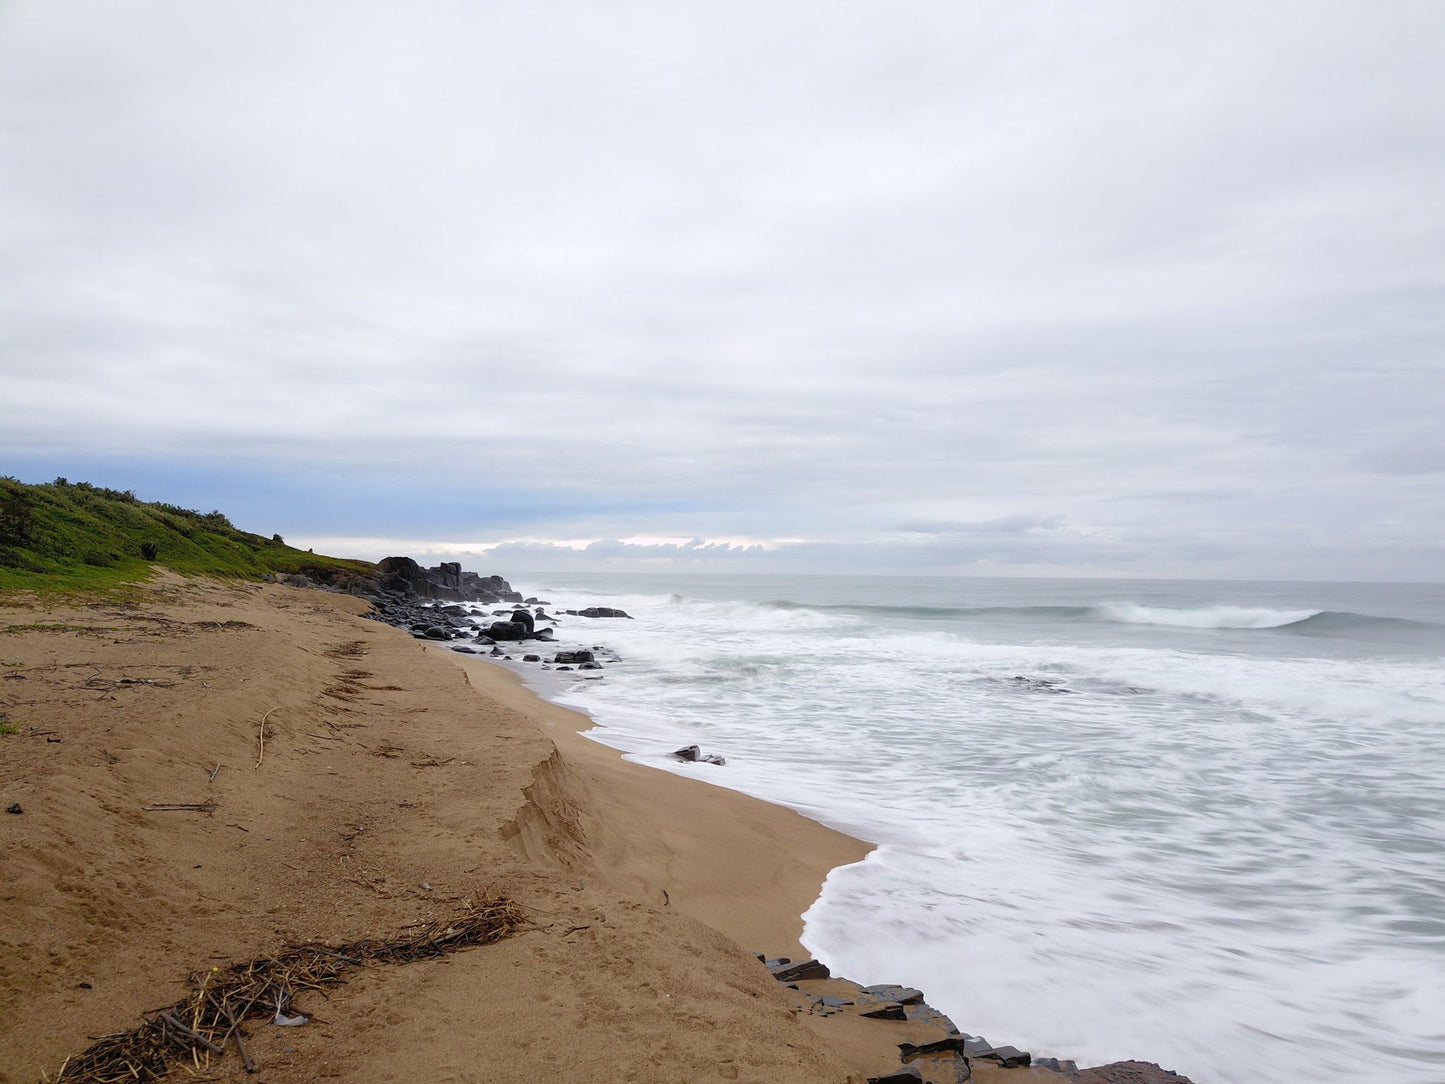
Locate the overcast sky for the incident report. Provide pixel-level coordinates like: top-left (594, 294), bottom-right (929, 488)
top-left (2, 2), bottom-right (1442, 579)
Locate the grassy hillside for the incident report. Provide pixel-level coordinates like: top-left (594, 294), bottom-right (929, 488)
top-left (0, 476), bottom-right (376, 594)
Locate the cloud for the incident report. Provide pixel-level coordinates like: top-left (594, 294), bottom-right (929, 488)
top-left (2, 2), bottom-right (1443, 579)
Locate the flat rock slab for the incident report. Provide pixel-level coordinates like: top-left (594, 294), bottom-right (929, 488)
top-left (859, 999), bottom-right (908, 1021)
top-left (772, 958), bottom-right (831, 982)
top-left (904, 1001), bottom-right (960, 1034)
top-left (975, 1043), bottom-right (1030, 1068)
top-left (862, 984), bottom-right (926, 1005)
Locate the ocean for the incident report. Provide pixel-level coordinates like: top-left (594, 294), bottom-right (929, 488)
top-left (494, 573), bottom-right (1445, 1083)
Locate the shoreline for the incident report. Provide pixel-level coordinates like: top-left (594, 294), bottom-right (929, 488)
top-left (424, 644), bottom-right (873, 963)
top-left (0, 575), bottom-right (1190, 1084)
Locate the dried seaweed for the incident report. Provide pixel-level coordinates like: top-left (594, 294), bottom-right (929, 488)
top-left (46, 895), bottom-right (526, 1083)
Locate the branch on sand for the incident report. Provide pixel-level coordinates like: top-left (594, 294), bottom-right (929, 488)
top-left (44, 895), bottom-right (527, 1083)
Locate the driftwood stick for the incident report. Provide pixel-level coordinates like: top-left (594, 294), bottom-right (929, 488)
top-left (159, 1014), bottom-right (223, 1055)
top-left (218, 1002), bottom-right (255, 1073)
top-left (144, 801), bottom-right (218, 813)
top-left (255, 707), bottom-right (278, 769)
top-left (209, 761), bottom-right (222, 782)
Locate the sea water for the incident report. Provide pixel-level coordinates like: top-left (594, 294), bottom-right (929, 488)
top-left (501, 574), bottom-right (1445, 1083)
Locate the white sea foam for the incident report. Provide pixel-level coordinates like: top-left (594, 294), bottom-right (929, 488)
top-left (513, 574), bottom-right (1445, 1084)
top-left (1093, 601), bottom-right (1321, 628)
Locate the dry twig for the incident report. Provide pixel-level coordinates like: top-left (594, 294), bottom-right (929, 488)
top-left (254, 707), bottom-right (278, 769)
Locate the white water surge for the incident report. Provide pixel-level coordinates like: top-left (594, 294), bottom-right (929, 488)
top-left (500, 574), bottom-right (1445, 1084)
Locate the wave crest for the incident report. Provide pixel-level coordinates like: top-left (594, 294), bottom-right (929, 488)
top-left (1094, 602), bottom-right (1321, 629)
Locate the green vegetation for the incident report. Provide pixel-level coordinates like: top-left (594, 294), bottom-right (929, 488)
top-left (0, 714), bottom-right (19, 736)
top-left (0, 477), bottom-right (376, 595)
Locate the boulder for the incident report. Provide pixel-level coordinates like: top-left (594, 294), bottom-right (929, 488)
top-left (509, 609), bottom-right (535, 632)
top-left (423, 626), bottom-right (450, 641)
top-left (487, 621), bottom-right (529, 641)
top-left (522, 654), bottom-right (541, 662)
top-left (554, 650), bottom-right (595, 665)
top-left (564, 607), bottom-right (633, 619)
top-left (378, 555), bottom-right (427, 595)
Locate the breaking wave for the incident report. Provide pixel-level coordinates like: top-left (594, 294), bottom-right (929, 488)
top-left (759, 598), bottom-right (1445, 642)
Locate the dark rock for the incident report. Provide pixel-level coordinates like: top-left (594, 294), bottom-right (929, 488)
top-left (554, 650), bottom-right (595, 665)
top-left (818, 995), bottom-right (853, 1008)
top-left (859, 1000), bottom-right (908, 1020)
top-left (489, 647), bottom-right (505, 657)
top-left (475, 635), bottom-right (495, 645)
top-left (533, 628), bottom-right (555, 641)
top-left (579, 661), bottom-right (603, 670)
top-left (900, 1036), bottom-right (970, 1061)
top-left (555, 666), bottom-right (572, 671)
top-left (977, 1045), bottom-right (1029, 1069)
top-left (672, 745), bottom-right (727, 765)
top-left (452, 646), bottom-right (478, 654)
top-left (487, 621), bottom-right (529, 641)
top-left (564, 607), bottom-right (633, 619)
top-left (867, 1067), bottom-right (922, 1084)
top-left (772, 959), bottom-right (830, 982)
top-left (522, 654), bottom-right (541, 662)
top-left (423, 626), bottom-right (450, 641)
top-left (509, 609), bottom-right (535, 633)
top-left (862, 984), bottom-right (925, 1005)
top-left (761, 957), bottom-right (791, 969)
top-left (6, 803), bottom-right (21, 814)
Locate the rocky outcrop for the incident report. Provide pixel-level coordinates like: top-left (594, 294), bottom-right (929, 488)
top-left (376, 557), bottom-right (522, 604)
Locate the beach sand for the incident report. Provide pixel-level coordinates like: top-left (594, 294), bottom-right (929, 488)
top-left (0, 577), bottom-right (1072, 1083)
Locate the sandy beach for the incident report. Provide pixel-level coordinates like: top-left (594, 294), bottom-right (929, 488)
top-left (0, 576), bottom-right (1094, 1083)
